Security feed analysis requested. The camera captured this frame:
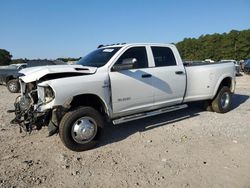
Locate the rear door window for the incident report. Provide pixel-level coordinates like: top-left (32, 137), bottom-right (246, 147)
top-left (151, 47), bottom-right (177, 67)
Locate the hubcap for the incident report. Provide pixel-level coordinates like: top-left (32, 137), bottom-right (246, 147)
top-left (9, 82), bottom-right (17, 91)
top-left (71, 117), bottom-right (97, 144)
top-left (220, 92), bottom-right (230, 109)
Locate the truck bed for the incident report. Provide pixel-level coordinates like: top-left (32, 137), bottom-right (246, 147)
top-left (183, 61), bottom-right (235, 102)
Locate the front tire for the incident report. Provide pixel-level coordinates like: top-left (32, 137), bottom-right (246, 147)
top-left (7, 79), bottom-right (20, 93)
top-left (59, 106), bottom-right (104, 152)
top-left (211, 86), bottom-right (232, 113)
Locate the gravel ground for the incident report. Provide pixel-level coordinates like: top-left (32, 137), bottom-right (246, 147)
top-left (0, 75), bottom-right (250, 188)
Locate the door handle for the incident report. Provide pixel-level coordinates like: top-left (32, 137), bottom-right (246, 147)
top-left (141, 74), bottom-right (152, 78)
top-left (175, 71), bottom-right (184, 75)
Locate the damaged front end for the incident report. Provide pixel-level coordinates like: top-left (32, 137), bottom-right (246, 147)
top-left (9, 64), bottom-right (95, 136)
top-left (10, 80), bottom-right (59, 135)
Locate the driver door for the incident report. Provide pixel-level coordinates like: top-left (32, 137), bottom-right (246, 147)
top-left (109, 47), bottom-right (154, 116)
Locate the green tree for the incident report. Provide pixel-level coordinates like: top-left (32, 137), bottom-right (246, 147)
top-left (236, 30), bottom-right (250, 60)
top-left (57, 57), bottom-right (81, 62)
top-left (0, 49), bottom-right (12, 66)
top-left (176, 29), bottom-right (250, 61)
top-left (11, 58), bottom-right (28, 64)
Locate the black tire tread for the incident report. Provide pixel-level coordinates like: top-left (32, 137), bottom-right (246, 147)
top-left (59, 106), bottom-right (104, 152)
top-left (211, 86), bottom-right (232, 113)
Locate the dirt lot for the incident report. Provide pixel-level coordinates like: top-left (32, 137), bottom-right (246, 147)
top-left (0, 75), bottom-right (250, 188)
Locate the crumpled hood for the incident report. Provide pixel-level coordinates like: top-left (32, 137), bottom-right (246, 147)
top-left (19, 64), bottom-right (97, 83)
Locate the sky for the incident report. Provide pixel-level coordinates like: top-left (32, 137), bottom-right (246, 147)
top-left (0, 0), bottom-right (250, 59)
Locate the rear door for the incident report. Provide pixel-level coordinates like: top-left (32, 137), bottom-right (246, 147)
top-left (150, 46), bottom-right (186, 107)
top-left (109, 46), bottom-right (154, 115)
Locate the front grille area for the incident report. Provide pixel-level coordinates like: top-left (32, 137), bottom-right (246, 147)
top-left (25, 82), bottom-right (38, 104)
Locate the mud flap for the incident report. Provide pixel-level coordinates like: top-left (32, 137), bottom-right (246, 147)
top-left (48, 121), bottom-right (58, 137)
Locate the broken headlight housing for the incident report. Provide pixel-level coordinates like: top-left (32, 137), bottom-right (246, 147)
top-left (44, 86), bottom-right (54, 102)
top-left (38, 85), bottom-right (55, 104)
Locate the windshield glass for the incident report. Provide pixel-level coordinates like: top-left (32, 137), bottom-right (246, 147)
top-left (77, 47), bottom-right (121, 67)
top-left (8, 65), bottom-right (18, 69)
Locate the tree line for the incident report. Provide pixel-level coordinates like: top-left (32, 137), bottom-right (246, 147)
top-left (1, 29), bottom-right (250, 66)
top-left (175, 29), bottom-right (250, 61)
top-left (0, 53), bottom-right (81, 66)
top-left (0, 49), bottom-right (12, 65)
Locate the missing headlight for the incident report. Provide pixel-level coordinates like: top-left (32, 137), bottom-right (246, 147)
top-left (44, 86), bottom-right (55, 103)
top-left (37, 85), bottom-right (55, 103)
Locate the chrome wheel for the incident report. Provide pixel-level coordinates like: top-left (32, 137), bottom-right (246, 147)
top-left (7, 80), bottom-right (20, 93)
top-left (71, 116), bottom-right (97, 144)
top-left (220, 92), bottom-right (230, 109)
top-left (9, 82), bottom-right (17, 92)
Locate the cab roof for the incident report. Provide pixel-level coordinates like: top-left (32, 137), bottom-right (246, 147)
top-left (99, 43), bottom-right (175, 48)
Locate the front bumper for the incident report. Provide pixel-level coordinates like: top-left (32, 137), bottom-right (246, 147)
top-left (10, 80), bottom-right (70, 134)
top-left (11, 93), bottom-right (51, 133)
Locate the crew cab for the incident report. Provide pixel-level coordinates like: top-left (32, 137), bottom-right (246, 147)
top-left (10, 43), bottom-right (236, 151)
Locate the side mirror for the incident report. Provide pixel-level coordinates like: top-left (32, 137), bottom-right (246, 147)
top-left (112, 58), bottom-right (137, 71)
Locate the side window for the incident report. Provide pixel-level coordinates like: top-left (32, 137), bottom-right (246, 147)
top-left (151, 47), bottom-right (177, 67)
top-left (18, 65), bottom-right (27, 70)
top-left (115, 47), bottom-right (148, 69)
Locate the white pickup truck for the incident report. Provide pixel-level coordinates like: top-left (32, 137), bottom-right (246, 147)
top-left (11, 43), bottom-right (236, 151)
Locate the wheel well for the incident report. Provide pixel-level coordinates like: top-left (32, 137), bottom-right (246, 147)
top-left (212, 77), bottom-right (233, 100)
top-left (215, 77), bottom-right (232, 97)
top-left (6, 76), bottom-right (14, 83)
top-left (219, 77), bottom-right (232, 90)
top-left (70, 94), bottom-right (107, 116)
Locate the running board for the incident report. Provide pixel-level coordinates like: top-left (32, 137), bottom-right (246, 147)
top-left (112, 104), bottom-right (188, 125)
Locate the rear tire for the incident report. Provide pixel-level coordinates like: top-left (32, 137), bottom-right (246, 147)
top-left (211, 86), bottom-right (232, 113)
top-left (59, 106), bottom-right (104, 152)
top-left (7, 79), bottom-right (20, 93)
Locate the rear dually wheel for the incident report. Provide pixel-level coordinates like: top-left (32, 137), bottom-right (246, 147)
top-left (211, 86), bottom-right (232, 113)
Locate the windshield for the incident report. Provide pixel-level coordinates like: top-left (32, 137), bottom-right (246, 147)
top-left (77, 47), bottom-right (121, 67)
top-left (8, 64), bottom-right (18, 69)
